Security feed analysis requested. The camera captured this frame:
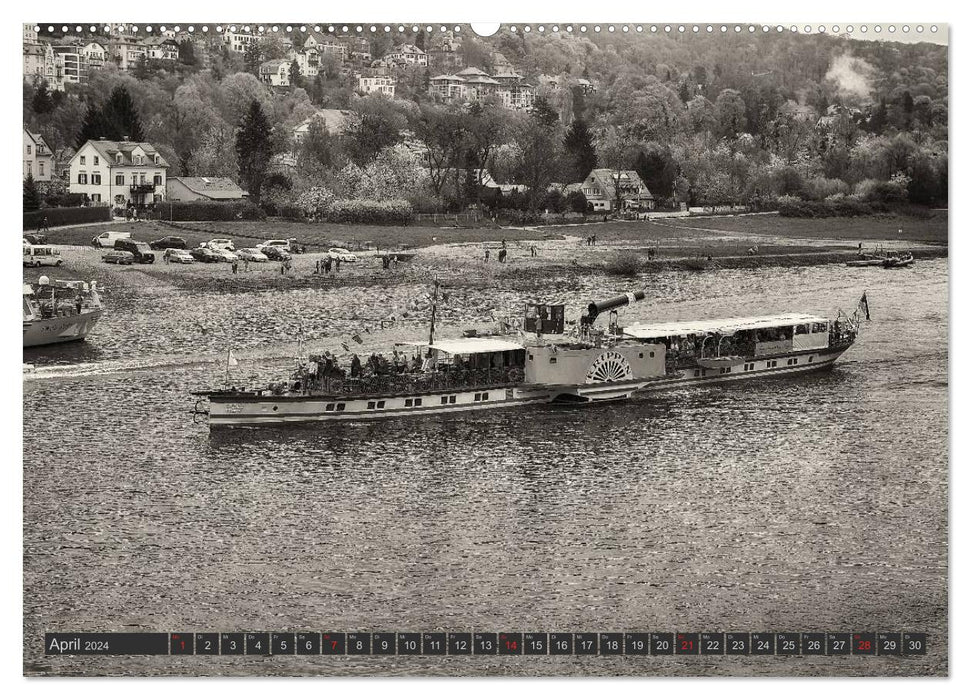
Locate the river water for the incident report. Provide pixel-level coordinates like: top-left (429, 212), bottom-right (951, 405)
top-left (23, 259), bottom-right (948, 676)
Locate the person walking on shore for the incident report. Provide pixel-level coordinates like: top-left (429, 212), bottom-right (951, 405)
top-left (485, 248), bottom-right (490, 261)
top-left (335, 258), bottom-right (341, 272)
top-left (232, 260), bottom-right (238, 274)
top-left (244, 259), bottom-right (250, 272)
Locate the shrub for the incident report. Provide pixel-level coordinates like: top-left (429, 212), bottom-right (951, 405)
top-left (804, 177), bottom-right (850, 201)
top-left (777, 198), bottom-right (876, 218)
top-left (604, 253), bottom-right (643, 276)
top-left (566, 190), bottom-right (588, 213)
top-left (854, 178), bottom-right (908, 203)
top-left (23, 206), bottom-right (111, 229)
top-left (156, 200), bottom-right (266, 221)
top-left (494, 208), bottom-right (541, 225)
top-left (323, 199), bottom-right (413, 225)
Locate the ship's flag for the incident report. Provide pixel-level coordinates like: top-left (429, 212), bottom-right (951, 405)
top-left (227, 348), bottom-right (239, 367)
top-left (352, 333), bottom-right (364, 344)
top-left (341, 342), bottom-right (350, 352)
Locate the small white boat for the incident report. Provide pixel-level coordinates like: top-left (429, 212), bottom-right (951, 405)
top-left (23, 277), bottom-right (103, 347)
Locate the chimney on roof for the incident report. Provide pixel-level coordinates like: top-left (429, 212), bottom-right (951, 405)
top-left (122, 135), bottom-right (130, 141)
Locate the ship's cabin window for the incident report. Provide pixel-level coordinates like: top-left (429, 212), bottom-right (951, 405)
top-left (795, 324), bottom-right (811, 335)
top-left (549, 357), bottom-right (557, 364)
top-left (812, 322), bottom-right (828, 333)
top-left (336, 403), bottom-right (346, 411)
top-left (474, 392), bottom-right (490, 402)
top-left (720, 367), bottom-right (730, 374)
top-left (449, 395), bottom-right (456, 404)
top-left (638, 352), bottom-right (643, 358)
top-left (325, 403), bottom-right (335, 411)
top-left (808, 356), bottom-right (814, 363)
top-left (528, 353), bottom-right (533, 360)
top-left (440, 396), bottom-right (448, 405)
top-left (368, 401), bottom-right (376, 409)
top-left (694, 370), bottom-right (700, 377)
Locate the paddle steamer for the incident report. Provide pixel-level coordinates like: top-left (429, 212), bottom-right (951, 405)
top-left (195, 282), bottom-right (869, 428)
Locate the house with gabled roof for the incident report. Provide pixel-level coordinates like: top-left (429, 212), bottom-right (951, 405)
top-left (68, 139), bottom-right (169, 207)
top-left (24, 127), bottom-right (54, 182)
top-left (384, 44), bottom-right (427, 67)
top-left (166, 177), bottom-right (246, 202)
top-left (578, 169), bottom-right (655, 212)
top-left (260, 59), bottom-right (293, 87)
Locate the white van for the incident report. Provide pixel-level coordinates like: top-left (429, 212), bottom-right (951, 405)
top-left (23, 245), bottom-right (63, 267)
top-left (91, 231), bottom-right (132, 248)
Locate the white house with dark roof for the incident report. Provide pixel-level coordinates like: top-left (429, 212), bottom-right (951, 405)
top-left (23, 127), bottom-right (54, 182)
top-left (578, 169), bottom-right (655, 212)
top-left (260, 59), bottom-right (293, 86)
top-left (68, 139), bottom-right (169, 207)
top-left (166, 177), bottom-right (246, 202)
top-left (384, 44), bottom-right (427, 67)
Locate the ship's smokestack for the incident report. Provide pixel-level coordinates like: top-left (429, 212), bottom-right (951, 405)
top-left (582, 290), bottom-right (646, 326)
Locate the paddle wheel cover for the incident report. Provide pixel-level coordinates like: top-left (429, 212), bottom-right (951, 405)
top-left (585, 351), bottom-right (633, 383)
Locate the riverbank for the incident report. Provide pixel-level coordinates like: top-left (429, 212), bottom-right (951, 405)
top-left (25, 211), bottom-right (947, 295)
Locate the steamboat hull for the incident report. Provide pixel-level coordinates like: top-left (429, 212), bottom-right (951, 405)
top-left (637, 346), bottom-right (849, 393)
top-left (23, 309), bottom-right (103, 347)
top-left (206, 385), bottom-right (556, 427)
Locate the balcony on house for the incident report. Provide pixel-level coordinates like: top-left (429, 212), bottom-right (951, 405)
top-left (130, 183), bottom-right (156, 194)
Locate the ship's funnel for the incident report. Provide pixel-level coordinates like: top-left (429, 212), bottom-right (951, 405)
top-left (583, 290), bottom-right (646, 325)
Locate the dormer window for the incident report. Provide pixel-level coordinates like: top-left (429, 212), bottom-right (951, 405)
top-left (154, 155), bottom-right (159, 164)
top-left (116, 153), bottom-right (122, 164)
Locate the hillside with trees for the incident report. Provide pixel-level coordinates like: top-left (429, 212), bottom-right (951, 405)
top-left (23, 29), bottom-right (947, 216)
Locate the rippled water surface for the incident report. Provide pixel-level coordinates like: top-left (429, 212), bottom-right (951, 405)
top-left (23, 261), bottom-right (948, 676)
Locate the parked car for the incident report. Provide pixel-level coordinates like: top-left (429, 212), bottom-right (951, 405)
top-left (163, 248), bottom-right (195, 264)
top-left (262, 245), bottom-right (292, 262)
top-left (23, 233), bottom-right (48, 245)
top-left (150, 236), bottom-right (187, 250)
top-left (113, 238), bottom-right (156, 263)
top-left (236, 248), bottom-right (269, 262)
top-left (257, 237), bottom-right (306, 254)
top-left (328, 247), bottom-right (358, 262)
top-left (207, 248), bottom-right (239, 263)
top-left (92, 231), bottom-right (132, 248)
top-left (256, 239), bottom-right (290, 252)
top-left (190, 247), bottom-right (222, 263)
top-left (203, 238), bottom-right (235, 251)
top-left (102, 250), bottom-right (135, 265)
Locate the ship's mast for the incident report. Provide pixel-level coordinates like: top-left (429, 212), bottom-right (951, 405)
top-left (428, 279), bottom-right (440, 347)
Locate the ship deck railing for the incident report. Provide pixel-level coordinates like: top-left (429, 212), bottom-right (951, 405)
top-left (298, 366), bottom-right (527, 398)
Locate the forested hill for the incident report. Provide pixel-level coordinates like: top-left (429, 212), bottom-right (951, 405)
top-left (24, 28), bottom-right (948, 211)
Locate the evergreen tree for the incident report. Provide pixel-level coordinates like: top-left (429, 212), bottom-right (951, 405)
top-left (244, 41), bottom-right (264, 76)
top-left (76, 101), bottom-right (108, 147)
top-left (529, 96), bottom-right (559, 130)
top-left (101, 87), bottom-right (145, 141)
top-left (178, 39), bottom-right (197, 66)
top-left (31, 81), bottom-right (54, 114)
top-left (869, 98), bottom-right (888, 134)
top-left (289, 59), bottom-right (303, 91)
top-left (235, 100), bottom-right (273, 201)
top-left (633, 146), bottom-right (680, 202)
top-left (24, 172), bottom-right (41, 211)
top-left (562, 119), bottom-right (597, 182)
top-left (134, 55), bottom-right (151, 80)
